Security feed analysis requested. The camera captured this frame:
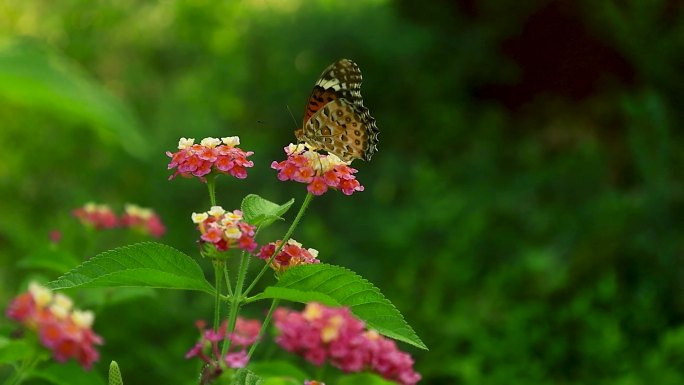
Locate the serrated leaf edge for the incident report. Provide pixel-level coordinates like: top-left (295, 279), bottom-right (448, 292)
top-left (268, 264), bottom-right (427, 350)
top-left (47, 242), bottom-right (214, 295)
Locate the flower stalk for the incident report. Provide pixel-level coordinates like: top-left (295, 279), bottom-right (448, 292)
top-left (248, 299), bottom-right (279, 358)
top-left (207, 174), bottom-right (217, 206)
top-left (212, 260), bottom-right (223, 332)
top-left (243, 192), bottom-right (314, 297)
top-left (6, 348), bottom-right (42, 385)
top-left (221, 251), bottom-right (251, 357)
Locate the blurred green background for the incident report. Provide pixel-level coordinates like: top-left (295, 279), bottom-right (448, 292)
top-left (2, 0), bottom-right (684, 384)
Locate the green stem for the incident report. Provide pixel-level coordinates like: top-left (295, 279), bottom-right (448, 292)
top-left (242, 295), bottom-right (260, 304)
top-left (212, 260), bottom-right (224, 331)
top-left (6, 349), bottom-right (41, 385)
top-left (206, 174), bottom-right (217, 206)
top-left (243, 192), bottom-right (314, 297)
top-left (247, 299), bottom-right (279, 358)
top-left (207, 174), bottom-right (221, 332)
top-left (221, 251), bottom-right (250, 358)
top-left (223, 263), bottom-right (234, 297)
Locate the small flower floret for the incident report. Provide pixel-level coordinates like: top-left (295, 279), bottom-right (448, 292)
top-left (271, 144), bottom-right (364, 196)
top-left (221, 136), bottom-right (240, 147)
top-left (6, 283), bottom-right (103, 370)
top-left (192, 212), bottom-right (209, 223)
top-left (167, 136), bottom-right (254, 182)
top-left (178, 137), bottom-right (195, 149)
top-left (200, 137), bottom-right (222, 148)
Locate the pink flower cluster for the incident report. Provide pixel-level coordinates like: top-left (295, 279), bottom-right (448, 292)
top-left (72, 203), bottom-right (118, 230)
top-left (6, 283), bottom-right (103, 369)
top-left (192, 206), bottom-right (257, 253)
top-left (304, 381), bottom-right (325, 385)
top-left (120, 204), bottom-right (166, 238)
top-left (185, 318), bottom-right (262, 379)
top-left (72, 202), bottom-right (166, 238)
top-left (258, 239), bottom-right (320, 273)
top-left (167, 136), bottom-right (254, 181)
top-left (271, 144), bottom-right (364, 196)
top-left (274, 303), bottom-right (421, 385)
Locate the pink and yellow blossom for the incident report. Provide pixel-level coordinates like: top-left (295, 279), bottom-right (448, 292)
top-left (6, 283), bottom-right (103, 370)
top-left (120, 204), bottom-right (166, 238)
top-left (167, 136), bottom-right (254, 182)
top-left (274, 303), bottom-right (421, 385)
top-left (258, 239), bottom-right (320, 273)
top-left (185, 317), bottom-right (262, 378)
top-left (72, 202), bottom-right (118, 230)
top-left (192, 206), bottom-right (257, 253)
top-left (271, 144), bottom-right (364, 196)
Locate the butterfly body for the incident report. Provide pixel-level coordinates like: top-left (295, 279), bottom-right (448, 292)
top-left (298, 59), bottom-right (379, 162)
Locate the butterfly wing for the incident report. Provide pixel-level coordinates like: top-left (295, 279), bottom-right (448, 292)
top-left (302, 59), bottom-right (363, 125)
top-left (299, 59), bottom-right (379, 162)
top-left (303, 99), bottom-right (379, 162)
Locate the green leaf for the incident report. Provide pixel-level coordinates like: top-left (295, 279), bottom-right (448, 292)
top-left (17, 247), bottom-right (80, 274)
top-left (0, 39), bottom-right (148, 159)
top-left (253, 264), bottom-right (427, 350)
top-left (0, 337), bottom-right (32, 364)
top-left (261, 379), bottom-right (301, 385)
top-left (109, 361), bottom-right (123, 385)
top-left (74, 287), bottom-right (156, 309)
top-left (46, 242), bottom-right (214, 295)
top-left (248, 360), bottom-right (308, 382)
top-left (29, 361), bottom-right (107, 385)
top-left (234, 368), bottom-right (263, 385)
top-left (336, 373), bottom-right (397, 385)
top-left (241, 194), bottom-right (295, 228)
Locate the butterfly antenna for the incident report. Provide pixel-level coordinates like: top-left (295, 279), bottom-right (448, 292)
top-left (285, 105), bottom-right (299, 130)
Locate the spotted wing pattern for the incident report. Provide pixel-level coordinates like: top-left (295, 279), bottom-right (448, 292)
top-left (297, 59), bottom-right (379, 162)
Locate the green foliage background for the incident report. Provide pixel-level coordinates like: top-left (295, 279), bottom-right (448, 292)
top-left (2, 0), bottom-right (684, 384)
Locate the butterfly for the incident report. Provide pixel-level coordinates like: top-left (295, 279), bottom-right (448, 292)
top-left (295, 59), bottom-right (379, 162)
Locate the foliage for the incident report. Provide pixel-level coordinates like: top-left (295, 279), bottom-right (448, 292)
top-left (2, 0), bottom-right (684, 384)
top-left (254, 263), bottom-right (425, 349)
top-left (108, 361), bottom-right (123, 385)
top-left (46, 243), bottom-right (215, 295)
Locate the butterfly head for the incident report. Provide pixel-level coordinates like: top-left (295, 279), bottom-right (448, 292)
top-left (294, 128), bottom-right (305, 143)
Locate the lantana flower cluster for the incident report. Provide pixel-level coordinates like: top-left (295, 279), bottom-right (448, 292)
top-left (6, 283), bottom-right (103, 369)
top-left (271, 144), bottom-right (364, 196)
top-left (185, 317), bottom-right (262, 377)
top-left (192, 206), bottom-right (257, 253)
top-left (274, 303), bottom-right (421, 385)
top-left (167, 136), bottom-right (254, 181)
top-left (120, 203), bottom-right (166, 238)
top-left (72, 202), bottom-right (166, 238)
top-left (258, 239), bottom-right (320, 273)
top-left (72, 203), bottom-right (118, 230)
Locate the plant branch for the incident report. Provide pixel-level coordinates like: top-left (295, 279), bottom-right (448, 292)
top-left (243, 192), bottom-right (313, 297)
top-left (248, 299), bottom-right (279, 358)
